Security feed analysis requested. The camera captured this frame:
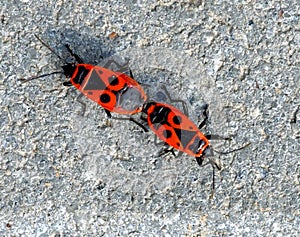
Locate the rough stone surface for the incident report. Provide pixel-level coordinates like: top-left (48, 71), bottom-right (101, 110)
top-left (0, 0), bottom-right (299, 236)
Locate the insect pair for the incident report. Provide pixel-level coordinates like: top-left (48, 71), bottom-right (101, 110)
top-left (22, 35), bottom-right (250, 175)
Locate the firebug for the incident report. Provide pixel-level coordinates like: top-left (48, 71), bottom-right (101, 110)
top-left (135, 100), bottom-right (251, 169)
top-left (21, 35), bottom-right (147, 117)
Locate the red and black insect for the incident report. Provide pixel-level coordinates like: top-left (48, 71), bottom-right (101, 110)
top-left (63, 60), bottom-right (147, 116)
top-left (22, 35), bottom-right (147, 117)
top-left (142, 101), bottom-right (210, 166)
top-left (138, 101), bottom-right (250, 169)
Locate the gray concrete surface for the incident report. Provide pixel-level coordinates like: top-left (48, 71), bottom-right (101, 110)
top-left (1, 1), bottom-right (299, 236)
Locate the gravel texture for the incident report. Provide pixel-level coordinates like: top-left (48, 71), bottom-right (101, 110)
top-left (0, 0), bottom-right (299, 236)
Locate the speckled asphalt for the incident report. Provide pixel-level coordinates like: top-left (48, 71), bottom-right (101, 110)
top-left (0, 1), bottom-right (299, 236)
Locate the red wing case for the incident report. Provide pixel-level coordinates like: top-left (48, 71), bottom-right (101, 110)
top-left (146, 102), bottom-right (209, 157)
top-left (70, 65), bottom-right (147, 114)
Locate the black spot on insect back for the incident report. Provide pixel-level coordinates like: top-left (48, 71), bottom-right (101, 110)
top-left (163, 129), bottom-right (172, 139)
top-left (100, 93), bottom-right (111, 103)
top-left (173, 115), bottom-right (182, 125)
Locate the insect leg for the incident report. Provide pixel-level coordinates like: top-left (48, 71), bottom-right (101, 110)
top-left (196, 156), bottom-right (221, 170)
top-left (63, 81), bottom-right (73, 86)
top-left (153, 134), bottom-right (165, 147)
top-left (102, 58), bottom-right (130, 74)
top-left (76, 93), bottom-right (86, 116)
top-left (104, 109), bottom-right (112, 118)
top-left (196, 156), bottom-right (221, 196)
top-left (126, 68), bottom-right (145, 85)
top-left (110, 116), bottom-right (148, 132)
top-left (158, 146), bottom-right (176, 157)
top-left (290, 104), bottom-right (300, 123)
top-left (198, 104), bottom-right (209, 130)
top-left (160, 85), bottom-right (189, 116)
top-left (210, 167), bottom-right (216, 199)
top-left (205, 134), bottom-right (230, 140)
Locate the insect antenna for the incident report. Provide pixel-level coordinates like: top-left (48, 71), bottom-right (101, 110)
top-left (212, 142), bottom-right (251, 155)
top-left (19, 71), bottom-right (64, 83)
top-left (34, 34), bottom-right (63, 60)
top-left (20, 34), bottom-right (66, 83)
